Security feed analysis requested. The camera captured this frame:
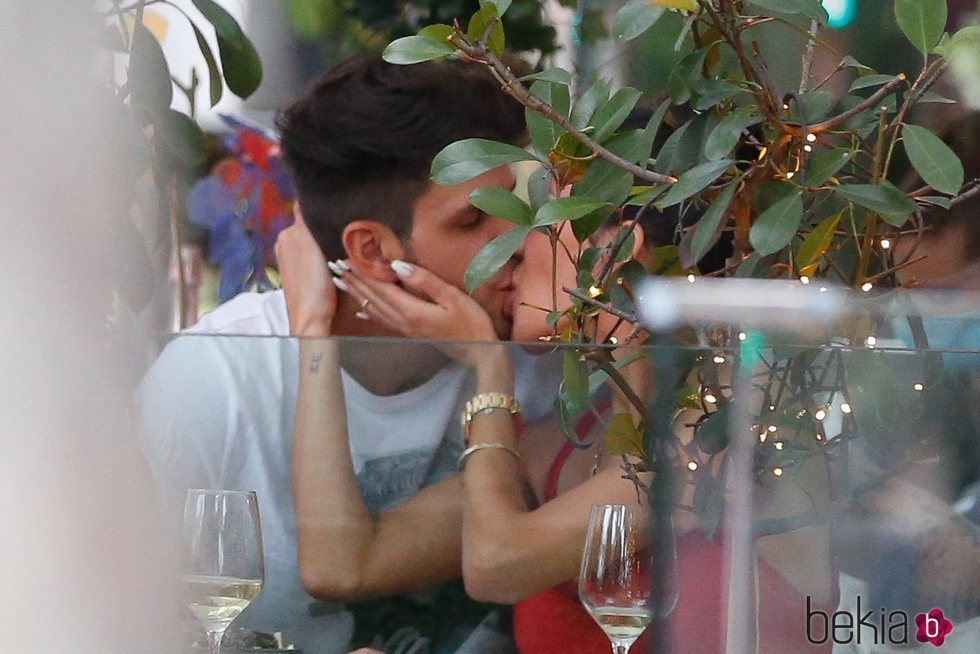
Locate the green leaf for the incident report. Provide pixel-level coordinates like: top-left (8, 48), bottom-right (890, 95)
top-left (849, 74), bottom-right (897, 92)
top-left (668, 48), bottom-right (708, 105)
top-left (690, 181), bottom-right (738, 265)
top-left (188, 20), bottom-right (223, 107)
top-left (640, 98), bottom-right (672, 164)
top-left (792, 90), bottom-right (834, 122)
top-left (155, 109), bottom-right (207, 166)
top-left (835, 182), bottom-right (916, 225)
top-left (803, 148), bottom-right (853, 187)
top-left (747, 0), bottom-right (827, 24)
top-left (519, 68), bottom-right (572, 85)
top-left (797, 211), bottom-right (841, 276)
top-left (527, 165), bottom-right (552, 212)
top-left (918, 195), bottom-right (952, 209)
top-left (591, 87), bottom-right (643, 143)
top-left (901, 124), bottom-right (964, 195)
top-left (750, 192), bottom-right (804, 256)
top-left (916, 91), bottom-right (956, 104)
top-left (431, 139), bottom-right (535, 185)
top-left (128, 24), bottom-right (172, 111)
top-left (383, 35), bottom-right (456, 64)
top-left (704, 107), bottom-right (759, 161)
top-left (605, 413), bottom-right (645, 458)
top-left (690, 78), bottom-right (744, 111)
top-left (613, 0), bottom-right (666, 42)
top-left (468, 3), bottom-right (505, 57)
top-left (527, 79), bottom-right (570, 157)
top-left (658, 159), bottom-right (733, 208)
top-left (648, 245), bottom-right (687, 276)
top-left (574, 130), bottom-right (644, 205)
top-left (481, 0), bottom-right (512, 17)
top-left (468, 187), bottom-right (533, 226)
top-left (464, 226), bottom-right (531, 292)
top-left (191, 0), bottom-right (263, 98)
top-left (935, 24), bottom-right (980, 58)
top-left (562, 349), bottom-right (590, 414)
top-left (695, 405), bottom-right (729, 454)
top-left (570, 78), bottom-right (610, 129)
top-left (894, 0), bottom-right (947, 55)
top-left (533, 197), bottom-right (612, 228)
top-left (841, 55), bottom-right (873, 71)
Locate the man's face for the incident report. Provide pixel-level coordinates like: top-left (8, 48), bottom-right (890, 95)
top-left (404, 165), bottom-right (519, 339)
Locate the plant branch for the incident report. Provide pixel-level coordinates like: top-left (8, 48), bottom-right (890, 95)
top-left (449, 33), bottom-right (677, 185)
top-left (951, 178), bottom-right (980, 207)
top-left (798, 20), bottom-right (819, 95)
top-left (564, 287), bottom-right (638, 325)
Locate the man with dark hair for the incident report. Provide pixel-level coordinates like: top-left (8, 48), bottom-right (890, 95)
top-left (138, 54), bottom-right (541, 653)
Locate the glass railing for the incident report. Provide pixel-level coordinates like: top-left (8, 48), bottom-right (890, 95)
top-left (136, 288), bottom-right (980, 653)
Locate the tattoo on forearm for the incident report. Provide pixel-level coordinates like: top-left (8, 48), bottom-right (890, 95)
top-left (309, 353), bottom-right (323, 373)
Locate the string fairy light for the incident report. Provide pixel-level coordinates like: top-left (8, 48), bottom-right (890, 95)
top-left (913, 382), bottom-right (924, 391)
top-left (704, 393), bottom-right (718, 404)
top-left (713, 355), bottom-right (726, 364)
top-left (800, 275), bottom-right (810, 285)
top-left (841, 402), bottom-right (852, 414)
top-left (861, 282), bottom-right (873, 292)
top-left (880, 238), bottom-right (891, 249)
top-left (687, 461), bottom-right (699, 471)
top-left (773, 467), bottom-right (784, 477)
top-left (814, 408), bottom-right (827, 421)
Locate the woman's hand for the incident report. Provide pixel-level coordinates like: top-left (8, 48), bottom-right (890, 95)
top-left (275, 206), bottom-right (337, 337)
top-left (333, 259), bottom-right (500, 369)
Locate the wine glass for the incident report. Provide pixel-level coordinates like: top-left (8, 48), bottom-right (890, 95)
top-left (579, 504), bottom-right (675, 654)
top-left (181, 490), bottom-right (265, 654)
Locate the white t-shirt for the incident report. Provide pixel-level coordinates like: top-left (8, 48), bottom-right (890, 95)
top-left (137, 290), bottom-right (560, 653)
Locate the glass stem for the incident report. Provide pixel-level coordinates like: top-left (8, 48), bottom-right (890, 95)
top-left (610, 640), bottom-right (632, 654)
top-left (206, 628), bottom-right (226, 654)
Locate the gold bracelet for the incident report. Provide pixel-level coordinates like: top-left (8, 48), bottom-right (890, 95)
top-left (457, 442), bottom-right (522, 471)
top-left (461, 392), bottom-right (522, 444)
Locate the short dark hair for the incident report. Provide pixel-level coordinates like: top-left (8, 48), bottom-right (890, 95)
top-left (277, 54), bottom-right (527, 261)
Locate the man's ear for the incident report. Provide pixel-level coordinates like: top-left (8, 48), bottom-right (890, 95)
top-left (341, 220), bottom-right (405, 281)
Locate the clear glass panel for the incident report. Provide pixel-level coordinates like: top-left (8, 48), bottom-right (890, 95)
top-left (134, 291), bottom-right (980, 652)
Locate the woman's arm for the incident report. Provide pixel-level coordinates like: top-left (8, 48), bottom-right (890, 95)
top-left (279, 214), bottom-right (465, 601)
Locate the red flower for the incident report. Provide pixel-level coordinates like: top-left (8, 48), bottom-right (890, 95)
top-left (915, 608), bottom-right (953, 647)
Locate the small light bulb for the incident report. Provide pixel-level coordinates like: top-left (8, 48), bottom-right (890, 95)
top-left (861, 282), bottom-right (873, 292)
top-left (819, 286), bottom-right (828, 293)
top-left (814, 409), bottom-right (827, 421)
top-left (775, 442), bottom-right (784, 451)
top-left (866, 335), bottom-right (877, 347)
top-left (773, 467), bottom-right (784, 477)
top-left (759, 432), bottom-right (768, 443)
top-left (806, 133), bottom-right (817, 143)
top-left (803, 144), bottom-right (813, 153)
top-left (769, 405), bottom-right (776, 412)
top-left (816, 434), bottom-right (823, 441)
top-left (786, 171), bottom-right (796, 180)
top-left (687, 461), bottom-right (699, 471)
top-left (880, 239), bottom-right (891, 249)
top-left (738, 332), bottom-right (747, 341)
top-left (800, 275), bottom-right (810, 285)
top-left (913, 382), bottom-right (924, 391)
top-left (609, 336), bottom-right (618, 345)
top-left (687, 274), bottom-right (696, 283)
top-left (841, 402), bottom-right (852, 414)
top-left (783, 103), bottom-right (790, 110)
top-left (713, 355), bottom-right (726, 364)
top-left (704, 393), bottom-right (718, 404)
top-left (588, 285), bottom-right (602, 297)
top-left (768, 425), bottom-right (778, 433)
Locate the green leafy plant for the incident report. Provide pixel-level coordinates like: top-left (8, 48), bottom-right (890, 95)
top-left (381, 0), bottom-right (980, 547)
top-left (99, 0), bottom-right (263, 327)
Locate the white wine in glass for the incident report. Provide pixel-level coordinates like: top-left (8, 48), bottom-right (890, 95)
top-left (182, 490), bottom-right (264, 654)
top-left (579, 504), bottom-right (663, 654)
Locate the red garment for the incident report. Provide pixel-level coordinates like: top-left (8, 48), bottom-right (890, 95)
top-left (513, 530), bottom-right (833, 653)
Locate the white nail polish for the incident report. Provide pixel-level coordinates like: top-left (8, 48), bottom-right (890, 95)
top-left (331, 276), bottom-right (349, 292)
top-left (355, 311), bottom-right (371, 321)
top-left (391, 260), bottom-right (415, 278)
top-left (338, 260), bottom-right (352, 272)
top-left (327, 261), bottom-right (343, 275)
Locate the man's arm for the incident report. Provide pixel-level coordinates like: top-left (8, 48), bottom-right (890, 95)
top-left (291, 338), bottom-right (464, 601)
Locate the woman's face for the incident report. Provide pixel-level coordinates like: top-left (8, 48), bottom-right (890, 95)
top-left (511, 227), bottom-right (582, 342)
